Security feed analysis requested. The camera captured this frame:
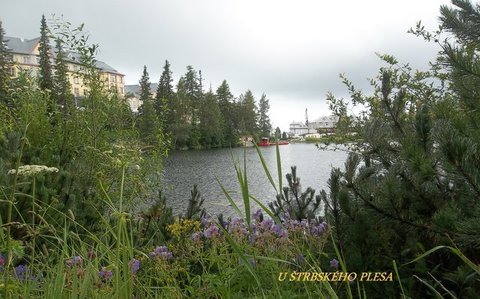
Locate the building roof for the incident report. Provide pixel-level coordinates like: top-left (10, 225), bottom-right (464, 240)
top-left (289, 121), bottom-right (305, 126)
top-left (5, 35), bottom-right (123, 75)
top-left (125, 83), bottom-right (159, 96)
top-left (5, 36), bottom-right (40, 54)
top-left (95, 60), bottom-right (122, 74)
top-left (313, 115), bottom-right (339, 123)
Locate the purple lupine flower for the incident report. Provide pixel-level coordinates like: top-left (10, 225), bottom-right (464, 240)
top-left (286, 219), bottom-right (301, 232)
top-left (289, 219), bottom-right (300, 228)
top-left (280, 211), bottom-right (290, 222)
top-left (14, 264), bottom-right (28, 281)
top-left (159, 251), bottom-right (173, 260)
top-left (310, 221), bottom-right (327, 236)
top-left (330, 258), bottom-right (340, 269)
top-left (249, 232), bottom-right (257, 244)
top-left (200, 215), bottom-right (210, 227)
top-left (66, 255), bottom-right (83, 266)
top-left (154, 246), bottom-right (168, 255)
top-left (129, 259), bottom-right (140, 274)
top-left (231, 217), bottom-right (242, 226)
top-left (191, 232), bottom-right (202, 242)
top-left (99, 267), bottom-right (113, 281)
top-left (253, 209), bottom-right (263, 222)
top-left (260, 218), bottom-right (273, 231)
top-left (272, 224), bottom-right (282, 236)
top-left (203, 224), bottom-right (220, 239)
top-left (239, 226), bottom-right (248, 236)
top-left (278, 228), bottom-right (288, 239)
top-left (150, 246), bottom-right (173, 260)
top-left (300, 219), bottom-right (309, 229)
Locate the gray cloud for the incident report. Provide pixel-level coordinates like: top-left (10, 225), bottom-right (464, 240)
top-left (1, 0), bottom-right (451, 130)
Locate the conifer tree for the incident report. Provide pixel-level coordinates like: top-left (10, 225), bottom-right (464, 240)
top-left (183, 65), bottom-right (202, 125)
top-left (54, 39), bottom-right (73, 114)
top-left (238, 90), bottom-right (257, 135)
top-left (138, 66), bottom-right (161, 146)
top-left (199, 90), bottom-right (223, 147)
top-left (435, 0), bottom-right (480, 252)
top-left (139, 65), bottom-right (151, 103)
top-left (155, 60), bottom-right (174, 126)
top-left (319, 2), bottom-right (480, 295)
top-left (257, 93), bottom-right (272, 137)
top-left (216, 80), bottom-right (238, 147)
top-left (38, 15), bottom-right (54, 93)
top-left (0, 20), bottom-right (12, 106)
top-left (269, 166), bottom-right (322, 220)
top-left (170, 76), bottom-right (191, 148)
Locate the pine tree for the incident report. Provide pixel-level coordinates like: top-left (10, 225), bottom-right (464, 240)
top-left (54, 39), bottom-right (73, 114)
top-left (138, 66), bottom-right (161, 146)
top-left (274, 127), bottom-right (281, 140)
top-left (170, 77), bottom-right (191, 149)
top-left (0, 20), bottom-right (12, 106)
top-left (216, 80), bottom-right (238, 147)
top-left (182, 185), bottom-right (206, 220)
top-left (155, 60), bottom-right (174, 126)
top-left (183, 65), bottom-right (202, 125)
top-left (156, 60), bottom-right (174, 101)
top-left (269, 166), bottom-right (322, 220)
top-left (436, 0), bottom-right (480, 253)
top-left (139, 65), bottom-right (151, 103)
top-left (238, 90), bottom-right (257, 135)
top-left (320, 2), bottom-right (480, 293)
top-left (257, 93), bottom-right (272, 137)
top-left (38, 15), bottom-right (54, 93)
top-left (199, 90), bottom-right (223, 147)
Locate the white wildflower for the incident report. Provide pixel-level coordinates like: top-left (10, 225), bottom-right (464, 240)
top-left (8, 165), bottom-right (59, 176)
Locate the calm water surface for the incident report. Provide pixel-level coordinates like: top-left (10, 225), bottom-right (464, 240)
top-left (162, 143), bottom-right (347, 217)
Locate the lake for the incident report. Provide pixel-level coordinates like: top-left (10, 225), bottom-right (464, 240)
top-left (162, 143), bottom-right (348, 218)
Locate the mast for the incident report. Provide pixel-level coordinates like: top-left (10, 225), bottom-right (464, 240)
top-left (305, 108), bottom-right (309, 127)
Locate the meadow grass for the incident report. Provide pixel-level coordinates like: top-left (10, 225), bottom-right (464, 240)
top-left (1, 142), bottom-right (474, 298)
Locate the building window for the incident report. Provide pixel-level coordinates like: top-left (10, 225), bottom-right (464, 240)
top-left (120, 76), bottom-right (123, 84)
top-left (23, 56), bottom-right (30, 64)
top-left (10, 67), bottom-right (16, 77)
top-left (110, 74), bottom-right (115, 83)
top-left (73, 77), bottom-right (80, 84)
top-left (73, 65), bottom-right (79, 71)
top-left (74, 88), bottom-right (79, 97)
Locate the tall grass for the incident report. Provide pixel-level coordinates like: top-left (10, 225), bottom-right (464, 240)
top-left (2, 140), bottom-right (475, 298)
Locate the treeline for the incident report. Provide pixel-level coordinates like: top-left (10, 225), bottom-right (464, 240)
top-left (134, 63), bottom-right (274, 149)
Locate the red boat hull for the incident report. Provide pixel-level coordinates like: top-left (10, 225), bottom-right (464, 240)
top-left (257, 140), bottom-right (289, 146)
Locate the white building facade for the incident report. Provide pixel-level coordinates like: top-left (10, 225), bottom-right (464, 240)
top-left (289, 115), bottom-right (339, 137)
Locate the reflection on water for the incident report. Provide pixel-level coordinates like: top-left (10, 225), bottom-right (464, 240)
top-left (162, 143), bottom-right (348, 218)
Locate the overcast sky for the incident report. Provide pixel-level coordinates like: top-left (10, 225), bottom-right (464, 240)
top-left (2, 0), bottom-right (452, 131)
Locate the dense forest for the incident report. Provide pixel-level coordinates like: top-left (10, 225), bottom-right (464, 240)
top-left (132, 62), bottom-right (275, 150)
